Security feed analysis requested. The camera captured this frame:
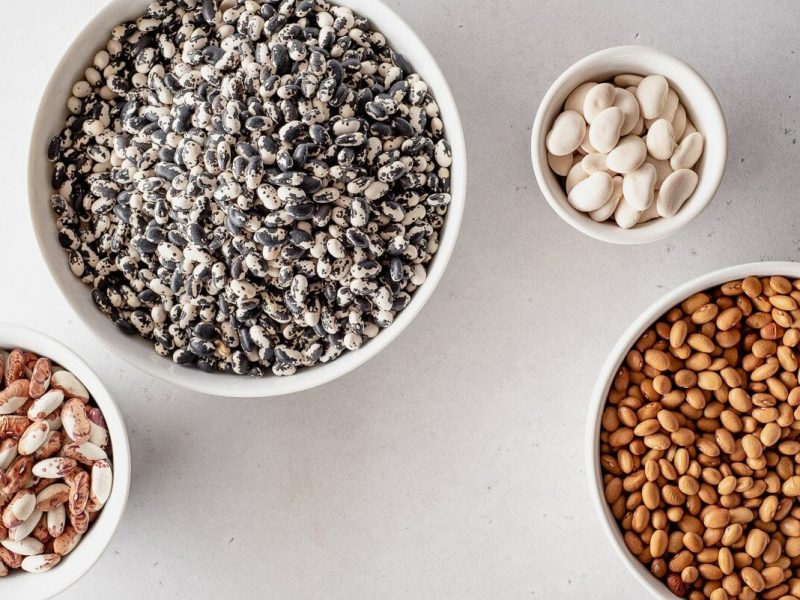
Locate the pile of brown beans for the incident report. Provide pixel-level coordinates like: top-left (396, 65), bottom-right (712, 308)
top-left (600, 276), bottom-right (800, 599)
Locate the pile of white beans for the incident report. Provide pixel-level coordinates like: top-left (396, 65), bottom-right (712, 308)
top-left (546, 74), bottom-right (705, 229)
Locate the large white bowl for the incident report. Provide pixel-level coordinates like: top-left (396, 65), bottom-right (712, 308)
top-left (29, 0), bottom-right (466, 398)
top-left (0, 323), bottom-right (131, 600)
top-left (532, 46), bottom-right (727, 245)
top-left (586, 261), bottom-right (800, 599)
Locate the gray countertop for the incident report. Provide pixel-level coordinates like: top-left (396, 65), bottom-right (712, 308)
top-left (2, 1), bottom-right (799, 598)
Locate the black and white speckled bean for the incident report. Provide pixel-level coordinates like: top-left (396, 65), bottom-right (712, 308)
top-left (48, 0), bottom-right (452, 378)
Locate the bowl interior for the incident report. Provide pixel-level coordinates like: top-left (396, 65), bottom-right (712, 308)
top-left (586, 262), bottom-right (800, 599)
top-left (533, 46), bottom-right (727, 245)
top-left (29, 0), bottom-right (466, 398)
top-left (0, 324), bottom-right (130, 600)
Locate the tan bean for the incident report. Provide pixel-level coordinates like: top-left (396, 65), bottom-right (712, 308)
top-left (683, 531), bottom-right (703, 553)
top-left (770, 276), bottom-right (793, 294)
top-left (650, 529), bottom-right (668, 558)
top-left (676, 369), bottom-right (699, 390)
top-left (678, 475), bottom-right (700, 496)
top-left (703, 506), bottom-right (731, 529)
top-left (644, 433), bottom-right (671, 450)
top-left (770, 295), bottom-right (798, 310)
top-left (741, 566), bottom-right (765, 592)
top-left (598, 276), bottom-right (800, 597)
top-left (683, 293), bottom-right (712, 314)
top-left (670, 320), bottom-right (689, 347)
top-left (717, 307), bottom-right (743, 331)
top-left (742, 435), bottom-right (763, 459)
top-left (693, 303), bottom-right (720, 325)
top-left (720, 523), bottom-right (743, 546)
top-left (688, 333), bottom-right (715, 353)
top-left (670, 549), bottom-right (694, 572)
top-left (742, 277), bottom-right (763, 298)
top-left (644, 349), bottom-right (671, 372)
top-left (777, 346), bottom-right (798, 371)
top-left (717, 475), bottom-right (737, 496)
top-left (662, 485), bottom-right (686, 506)
top-left (687, 352), bottom-right (713, 371)
top-left (760, 422), bottom-right (782, 447)
top-left (609, 428), bottom-right (634, 447)
top-left (656, 410), bottom-right (679, 433)
top-left (782, 476), bottom-right (800, 497)
top-left (752, 361), bottom-right (780, 381)
top-left (785, 536), bottom-right (800, 557)
top-left (761, 565), bottom-right (784, 588)
top-left (744, 529), bottom-right (770, 557)
top-left (698, 371), bottom-right (723, 391)
top-left (642, 482), bottom-right (660, 509)
top-left (671, 428), bottom-right (696, 446)
top-left (715, 428), bottom-right (737, 454)
top-left (633, 419), bottom-right (660, 436)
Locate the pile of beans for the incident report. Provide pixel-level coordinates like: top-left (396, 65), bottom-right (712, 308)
top-left (600, 276), bottom-right (800, 599)
top-left (48, 0), bottom-right (452, 377)
top-left (0, 349), bottom-right (113, 575)
top-left (546, 74), bottom-right (703, 229)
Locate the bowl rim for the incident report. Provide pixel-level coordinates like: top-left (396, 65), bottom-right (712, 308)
top-left (531, 44), bottom-right (728, 245)
top-left (585, 261), bottom-right (800, 599)
top-left (27, 0), bottom-right (467, 398)
top-left (0, 322), bottom-right (131, 600)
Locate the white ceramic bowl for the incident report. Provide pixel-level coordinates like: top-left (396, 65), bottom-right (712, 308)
top-left (28, 0), bottom-right (466, 398)
top-left (531, 45), bottom-right (727, 245)
top-left (586, 261), bottom-right (800, 599)
top-left (0, 323), bottom-right (130, 600)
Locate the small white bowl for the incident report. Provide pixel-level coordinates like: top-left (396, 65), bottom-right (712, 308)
top-left (0, 323), bottom-right (130, 600)
top-left (531, 45), bottom-right (727, 245)
top-left (586, 261), bottom-right (800, 599)
top-left (28, 0), bottom-right (466, 398)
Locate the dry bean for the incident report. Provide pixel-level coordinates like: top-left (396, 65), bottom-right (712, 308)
top-left (647, 119), bottom-right (676, 160)
top-left (600, 276), bottom-right (800, 598)
top-left (547, 72), bottom-right (702, 227)
top-left (583, 83), bottom-right (616, 123)
top-left (0, 347), bottom-right (114, 575)
top-left (547, 110), bottom-right (586, 156)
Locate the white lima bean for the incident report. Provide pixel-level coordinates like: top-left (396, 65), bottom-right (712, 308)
top-left (568, 172), bottom-right (614, 212)
top-left (589, 107), bottom-right (624, 153)
top-left (565, 161), bottom-right (590, 193)
top-left (544, 72), bottom-right (706, 228)
top-left (630, 116), bottom-right (645, 136)
top-left (623, 162), bottom-right (657, 210)
top-left (581, 152), bottom-right (608, 174)
top-left (639, 199), bottom-right (661, 224)
top-left (546, 110), bottom-right (586, 156)
top-left (672, 104), bottom-right (687, 139)
top-left (578, 129), bottom-right (596, 155)
top-left (646, 119), bottom-right (676, 160)
top-left (590, 176), bottom-right (623, 222)
top-left (583, 83), bottom-right (616, 123)
top-left (606, 135), bottom-right (647, 174)
top-left (645, 88), bottom-right (679, 127)
top-left (645, 157), bottom-right (673, 190)
top-left (636, 75), bottom-right (669, 119)
top-left (657, 169), bottom-right (698, 217)
top-left (613, 73), bottom-right (643, 87)
top-left (564, 82), bottom-right (596, 114)
top-left (681, 120), bottom-right (697, 141)
top-left (547, 152), bottom-right (573, 176)
top-left (612, 87), bottom-right (640, 135)
top-left (670, 131), bottom-right (704, 170)
top-left (614, 199), bottom-right (642, 229)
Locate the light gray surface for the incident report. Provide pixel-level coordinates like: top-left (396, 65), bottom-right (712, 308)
top-left (1, 1), bottom-right (799, 598)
